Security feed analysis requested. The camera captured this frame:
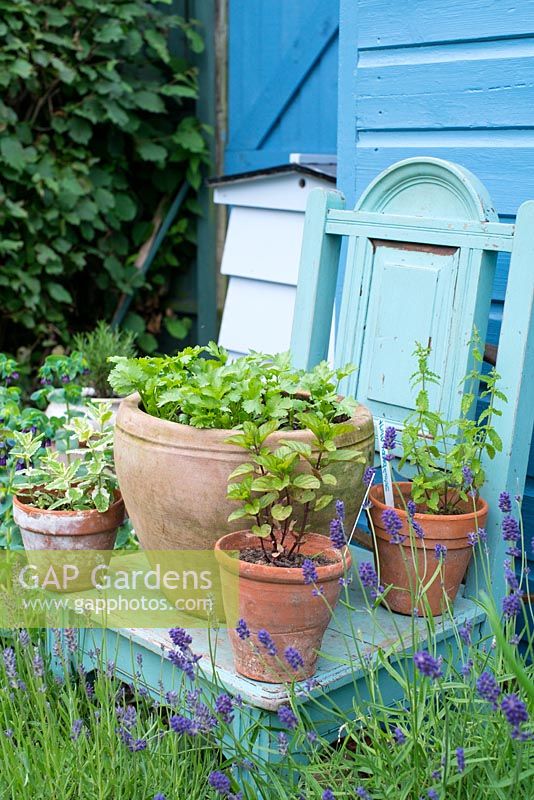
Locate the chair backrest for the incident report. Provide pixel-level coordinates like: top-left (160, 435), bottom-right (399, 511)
top-left (290, 157), bottom-right (534, 601)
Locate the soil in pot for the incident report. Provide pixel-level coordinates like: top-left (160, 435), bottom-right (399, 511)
top-left (215, 531), bottom-right (351, 683)
top-left (114, 393), bottom-right (375, 552)
top-left (369, 482), bottom-right (488, 616)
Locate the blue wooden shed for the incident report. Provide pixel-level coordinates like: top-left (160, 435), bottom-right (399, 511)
top-left (225, 0), bottom-right (534, 590)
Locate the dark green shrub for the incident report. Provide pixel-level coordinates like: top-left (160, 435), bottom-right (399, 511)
top-left (0, 0), bottom-right (209, 355)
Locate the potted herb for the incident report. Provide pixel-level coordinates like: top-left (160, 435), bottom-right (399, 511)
top-left (108, 344), bottom-right (374, 552)
top-left (11, 403), bottom-right (125, 552)
top-left (73, 321), bottom-right (137, 420)
top-left (368, 337), bottom-right (505, 615)
top-left (214, 416), bottom-right (361, 681)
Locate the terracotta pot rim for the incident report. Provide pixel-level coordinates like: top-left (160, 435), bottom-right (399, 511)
top-left (13, 493), bottom-right (125, 536)
top-left (215, 530), bottom-right (351, 583)
top-left (369, 481), bottom-right (488, 522)
top-left (117, 393), bottom-right (374, 448)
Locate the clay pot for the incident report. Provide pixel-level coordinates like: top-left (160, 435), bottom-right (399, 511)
top-left (13, 494), bottom-right (126, 551)
top-left (114, 393), bottom-right (375, 551)
top-left (215, 530), bottom-right (351, 682)
top-left (368, 483), bottom-right (488, 616)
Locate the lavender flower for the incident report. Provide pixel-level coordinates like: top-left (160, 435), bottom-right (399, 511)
top-left (501, 693), bottom-right (529, 738)
top-left (358, 562), bottom-right (384, 599)
top-left (456, 747), bottom-right (465, 773)
top-left (504, 561), bottom-right (519, 591)
top-left (393, 726), bottom-right (406, 744)
top-left (65, 628), bottom-right (77, 654)
top-left (169, 627), bottom-right (193, 650)
top-left (363, 466), bottom-right (376, 487)
top-left (382, 426), bottom-right (397, 460)
top-left (302, 558), bottom-right (318, 585)
top-left (478, 528), bottom-right (488, 543)
top-left (235, 619), bottom-right (250, 640)
top-left (427, 791), bottom-right (439, 800)
top-left (407, 500), bottom-right (425, 538)
top-left (434, 543), bottom-right (447, 562)
top-left (467, 531), bottom-right (479, 547)
top-left (284, 647), bottom-right (304, 671)
top-left (499, 491), bottom-right (512, 514)
top-left (462, 466), bottom-right (473, 487)
top-left (116, 705), bottom-right (137, 729)
top-left (32, 649), bottom-right (44, 678)
top-left (278, 704), bottom-right (298, 730)
top-left (322, 790), bottom-right (335, 800)
top-left (476, 671), bottom-right (500, 709)
top-left (502, 592), bottom-right (522, 619)
top-left (168, 646), bottom-right (200, 681)
top-left (502, 515), bottom-right (520, 543)
top-left (165, 690), bottom-right (178, 706)
top-left (329, 517), bottom-right (346, 549)
top-left (154, 795), bottom-right (167, 800)
top-left (70, 719), bottom-right (84, 741)
top-left (277, 731), bottom-right (289, 755)
top-left (209, 771), bottom-right (231, 795)
top-left (2, 647), bottom-right (18, 688)
top-left (335, 499), bottom-right (345, 520)
top-left (18, 629), bottom-right (30, 648)
top-left (215, 693), bottom-right (234, 723)
top-left (458, 620), bottom-right (472, 646)
top-left (382, 508), bottom-right (405, 544)
top-left (257, 629), bottom-right (277, 656)
top-left (414, 651), bottom-right (443, 680)
top-left (356, 788), bottom-right (371, 800)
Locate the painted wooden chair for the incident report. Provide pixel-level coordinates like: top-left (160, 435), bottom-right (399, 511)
top-left (70, 158), bottom-right (534, 790)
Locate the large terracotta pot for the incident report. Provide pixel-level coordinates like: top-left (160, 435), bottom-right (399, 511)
top-left (114, 393), bottom-right (375, 551)
top-left (215, 530), bottom-right (351, 682)
top-left (368, 483), bottom-right (488, 616)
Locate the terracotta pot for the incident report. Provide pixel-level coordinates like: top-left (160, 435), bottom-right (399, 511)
top-left (215, 530), bottom-right (351, 682)
top-left (114, 393), bottom-right (375, 551)
top-left (368, 482), bottom-right (488, 616)
top-left (13, 494), bottom-right (126, 551)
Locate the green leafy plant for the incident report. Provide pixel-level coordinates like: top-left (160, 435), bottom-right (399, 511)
top-left (108, 343), bottom-right (358, 430)
top-left (11, 402), bottom-right (117, 512)
top-left (225, 416), bottom-right (362, 563)
top-left (0, 0), bottom-right (209, 354)
top-left (73, 321), bottom-right (137, 397)
top-left (31, 351), bottom-right (88, 418)
top-left (397, 332), bottom-right (506, 513)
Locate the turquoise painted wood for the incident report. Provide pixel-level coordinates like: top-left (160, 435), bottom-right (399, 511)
top-left (291, 156), bottom-right (534, 607)
top-left (336, 0), bottom-right (534, 578)
top-left (69, 549), bottom-right (483, 795)
top-left (226, 0), bottom-right (339, 172)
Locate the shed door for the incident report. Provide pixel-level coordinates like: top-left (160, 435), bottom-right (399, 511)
top-left (226, 0), bottom-right (339, 172)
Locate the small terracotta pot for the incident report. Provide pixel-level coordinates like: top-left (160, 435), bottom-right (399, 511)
top-left (368, 483), bottom-right (488, 616)
top-left (215, 530), bottom-right (351, 682)
top-left (13, 493), bottom-right (126, 551)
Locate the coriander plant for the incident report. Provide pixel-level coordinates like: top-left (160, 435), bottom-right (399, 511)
top-left (108, 343), bottom-right (358, 431)
top-left (398, 332), bottom-right (506, 514)
top-left (12, 402), bottom-right (117, 512)
top-left (225, 415), bottom-right (363, 563)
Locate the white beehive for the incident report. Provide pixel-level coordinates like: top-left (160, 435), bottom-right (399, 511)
top-left (209, 155), bottom-right (336, 359)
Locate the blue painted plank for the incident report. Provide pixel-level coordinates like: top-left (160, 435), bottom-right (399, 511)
top-left (356, 54), bottom-right (534, 130)
top-left (357, 1), bottom-right (534, 48)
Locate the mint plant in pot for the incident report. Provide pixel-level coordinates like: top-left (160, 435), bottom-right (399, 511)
top-left (11, 403), bottom-right (125, 553)
top-left (109, 345), bottom-right (375, 552)
top-left (215, 417), bottom-right (362, 682)
top-left (369, 338), bottom-right (506, 616)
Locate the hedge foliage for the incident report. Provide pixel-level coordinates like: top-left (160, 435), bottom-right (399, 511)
top-left (0, 0), bottom-right (209, 355)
